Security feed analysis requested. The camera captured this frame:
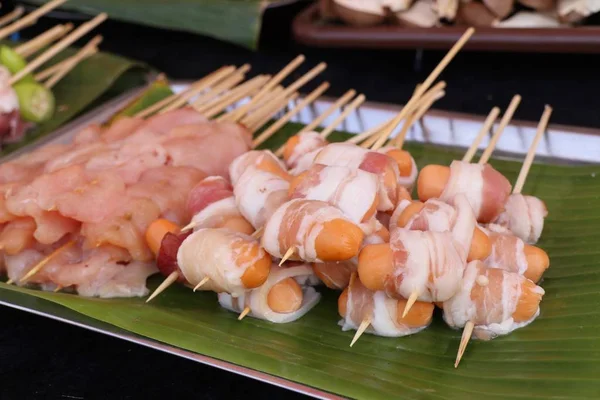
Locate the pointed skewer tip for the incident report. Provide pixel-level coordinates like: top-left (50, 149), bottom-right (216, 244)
top-left (238, 306), bottom-right (251, 321)
top-left (350, 318), bottom-right (371, 347)
top-left (454, 320), bottom-right (475, 368)
top-left (146, 271), bottom-right (179, 303)
top-left (193, 276), bottom-right (210, 292)
top-left (402, 291), bottom-right (420, 318)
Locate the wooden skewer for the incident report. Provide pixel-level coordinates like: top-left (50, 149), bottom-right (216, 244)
top-left (274, 89), bottom-right (356, 157)
top-left (163, 64), bottom-right (250, 114)
top-left (297, 89), bottom-right (356, 135)
top-left (19, 240), bottom-right (75, 284)
top-left (371, 27), bottom-right (475, 150)
top-left (0, 0), bottom-right (68, 42)
top-left (34, 55), bottom-right (73, 81)
top-left (10, 13), bottom-right (108, 85)
top-left (360, 119), bottom-right (396, 149)
top-left (319, 94), bottom-right (366, 139)
top-left (134, 65), bottom-right (235, 118)
top-left (402, 291), bottom-right (420, 318)
top-left (373, 81), bottom-right (445, 150)
top-left (462, 107), bottom-right (501, 163)
top-left (0, 6), bottom-right (25, 29)
top-left (15, 23), bottom-right (73, 58)
top-left (221, 55), bottom-right (306, 122)
top-left (200, 75), bottom-right (271, 118)
top-left (350, 119), bottom-right (394, 146)
top-left (238, 306), bottom-right (251, 321)
top-left (53, 285), bottom-right (63, 293)
top-left (221, 63), bottom-right (327, 121)
top-left (193, 276), bottom-right (210, 292)
top-left (393, 84), bottom-right (447, 149)
top-left (252, 82), bottom-right (330, 148)
top-left (478, 95), bottom-right (521, 165)
top-left (146, 271), bottom-right (180, 303)
top-left (251, 227), bottom-right (263, 239)
top-left (44, 35), bottom-right (102, 89)
top-left (513, 105), bottom-right (552, 194)
top-left (187, 74), bottom-right (247, 115)
top-left (350, 318), bottom-right (371, 347)
top-left (278, 247), bottom-right (295, 266)
top-left (455, 320), bottom-right (474, 368)
top-left (246, 92), bottom-right (299, 133)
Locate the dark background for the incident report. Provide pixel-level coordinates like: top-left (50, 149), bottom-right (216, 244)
top-left (1, 1), bottom-right (598, 399)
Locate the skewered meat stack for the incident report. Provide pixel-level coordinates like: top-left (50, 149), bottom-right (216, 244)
top-left (0, 27), bottom-right (555, 367)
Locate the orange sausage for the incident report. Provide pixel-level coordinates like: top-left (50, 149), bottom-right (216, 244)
top-left (256, 155), bottom-right (292, 182)
top-left (287, 170), bottom-right (308, 196)
top-left (523, 245), bottom-right (550, 283)
top-left (220, 216), bottom-right (255, 235)
top-left (338, 287), bottom-right (434, 328)
top-left (417, 164), bottom-right (450, 202)
top-left (267, 277), bottom-right (303, 313)
top-left (512, 278), bottom-right (544, 322)
top-left (231, 239), bottom-right (272, 289)
top-left (383, 149), bottom-right (413, 177)
top-left (283, 135), bottom-right (301, 163)
top-left (356, 243), bottom-right (394, 292)
top-left (313, 261), bottom-right (355, 290)
top-left (394, 201), bottom-right (492, 262)
top-left (314, 219), bottom-right (365, 262)
top-left (145, 218), bottom-right (180, 257)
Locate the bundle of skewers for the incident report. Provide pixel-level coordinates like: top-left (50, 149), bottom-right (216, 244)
top-left (0, 27), bottom-right (554, 367)
top-left (0, 0), bottom-right (106, 144)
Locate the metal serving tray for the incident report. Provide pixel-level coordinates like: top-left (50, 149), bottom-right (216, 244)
top-left (0, 80), bottom-right (598, 399)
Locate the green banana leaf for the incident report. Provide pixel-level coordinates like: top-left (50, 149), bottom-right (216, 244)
top-left (1, 123), bottom-right (600, 399)
top-left (1, 45), bottom-right (152, 156)
top-left (25, 0), bottom-right (281, 49)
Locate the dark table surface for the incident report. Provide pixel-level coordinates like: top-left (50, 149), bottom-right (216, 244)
top-left (2, 1), bottom-right (600, 399)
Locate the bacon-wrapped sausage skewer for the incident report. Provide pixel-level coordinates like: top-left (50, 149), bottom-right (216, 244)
top-left (261, 199), bottom-right (365, 264)
top-left (184, 176), bottom-right (254, 234)
top-left (446, 260), bottom-right (545, 367)
top-left (491, 107), bottom-right (553, 244)
top-left (219, 264), bottom-right (321, 323)
top-left (288, 163), bottom-right (380, 234)
top-left (339, 273), bottom-right (434, 346)
top-left (358, 194), bottom-right (475, 316)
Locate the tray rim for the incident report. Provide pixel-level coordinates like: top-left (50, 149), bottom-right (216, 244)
top-left (293, 3), bottom-right (600, 53)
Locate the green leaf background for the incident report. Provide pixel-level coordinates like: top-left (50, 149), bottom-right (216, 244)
top-left (1, 122), bottom-right (600, 399)
top-left (0, 44), bottom-right (153, 156)
top-left (25, 0), bottom-right (279, 49)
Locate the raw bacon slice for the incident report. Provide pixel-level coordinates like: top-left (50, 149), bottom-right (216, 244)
top-left (283, 131), bottom-right (328, 170)
top-left (439, 160), bottom-right (512, 223)
top-left (234, 165), bottom-right (289, 229)
top-left (340, 274), bottom-right (431, 337)
top-left (229, 150), bottom-right (289, 185)
top-left (443, 260), bottom-right (544, 340)
top-left (289, 164), bottom-right (380, 229)
top-left (218, 264), bottom-right (320, 323)
top-left (493, 193), bottom-right (547, 244)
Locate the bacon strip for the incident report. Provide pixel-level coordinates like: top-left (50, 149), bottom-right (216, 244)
top-left (439, 161), bottom-right (512, 223)
top-left (442, 260), bottom-right (544, 340)
top-left (493, 193), bottom-right (547, 244)
top-left (289, 164), bottom-right (379, 229)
